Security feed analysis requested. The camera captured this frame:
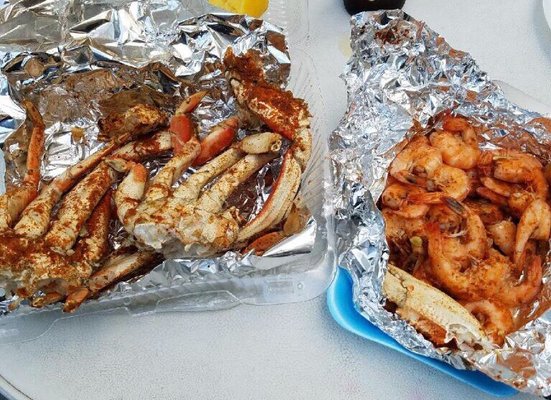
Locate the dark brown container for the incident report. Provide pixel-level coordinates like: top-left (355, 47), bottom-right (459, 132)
top-left (343, 0), bottom-right (406, 15)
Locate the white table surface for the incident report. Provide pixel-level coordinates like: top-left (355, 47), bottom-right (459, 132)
top-left (2, 1), bottom-right (551, 399)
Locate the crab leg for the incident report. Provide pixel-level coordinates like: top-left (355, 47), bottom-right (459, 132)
top-left (72, 190), bottom-right (112, 266)
top-left (172, 132), bottom-right (281, 203)
top-left (175, 91), bottom-right (207, 116)
top-left (111, 131), bottom-right (173, 161)
top-left (225, 49), bottom-right (313, 243)
top-left (44, 163), bottom-right (116, 252)
top-left (383, 264), bottom-right (491, 348)
top-left (172, 148), bottom-right (244, 202)
top-left (193, 117), bottom-right (239, 166)
top-left (31, 192), bottom-right (112, 308)
top-left (109, 160), bottom-right (147, 235)
top-left (237, 132), bottom-right (282, 154)
top-left (15, 139), bottom-right (120, 238)
top-left (0, 100), bottom-right (45, 229)
top-left (233, 75), bottom-right (313, 168)
top-left (243, 199), bottom-right (308, 255)
top-left (197, 153), bottom-right (277, 213)
top-left (141, 138), bottom-right (201, 203)
top-left (63, 250), bottom-right (161, 313)
top-left (237, 152), bottom-right (302, 243)
top-left (243, 231), bottom-right (286, 255)
top-left (170, 91), bottom-right (208, 144)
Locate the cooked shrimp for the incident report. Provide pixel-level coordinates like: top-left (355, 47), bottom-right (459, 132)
top-left (492, 149), bottom-right (543, 176)
top-left (389, 136), bottom-right (442, 184)
top-left (428, 224), bottom-right (542, 306)
top-left (491, 251), bottom-right (543, 307)
top-left (508, 191), bottom-right (538, 217)
top-left (442, 198), bottom-right (488, 259)
top-left (381, 183), bottom-right (430, 218)
top-left (475, 187), bottom-right (508, 207)
top-left (479, 176), bottom-right (541, 216)
top-left (514, 199), bottom-right (551, 265)
top-left (462, 300), bottom-right (514, 345)
top-left (429, 126), bottom-right (480, 170)
top-left (492, 150), bottom-right (548, 200)
top-left (383, 209), bottom-right (426, 243)
top-left (463, 199), bottom-right (504, 225)
top-left (383, 209), bottom-right (426, 266)
top-left (431, 165), bottom-right (471, 200)
top-left (407, 164), bottom-right (471, 206)
top-left (479, 176), bottom-right (516, 197)
top-left (487, 220), bottom-right (516, 256)
top-left (426, 204), bottom-right (463, 233)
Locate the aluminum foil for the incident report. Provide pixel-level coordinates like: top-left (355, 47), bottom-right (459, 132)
top-left (0, 1), bottom-right (316, 315)
top-left (331, 10), bottom-right (551, 396)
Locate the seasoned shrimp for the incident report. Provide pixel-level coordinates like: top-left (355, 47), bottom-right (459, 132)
top-left (479, 175), bottom-right (543, 216)
top-left (389, 136), bottom-right (442, 184)
top-left (442, 198), bottom-right (488, 259)
top-left (381, 183), bottom-right (430, 218)
top-left (407, 164), bottom-right (471, 204)
top-left (479, 176), bottom-right (517, 197)
top-left (487, 220), bottom-right (516, 257)
top-left (492, 150), bottom-right (548, 200)
top-left (462, 300), bottom-right (514, 345)
top-left (475, 187), bottom-right (508, 207)
top-left (383, 209), bottom-right (426, 267)
top-left (463, 199), bottom-right (504, 225)
top-left (514, 199), bottom-right (551, 265)
top-left (383, 209), bottom-right (426, 239)
top-left (429, 120), bottom-right (480, 170)
top-left (426, 204), bottom-right (463, 233)
top-left (428, 224), bottom-right (542, 306)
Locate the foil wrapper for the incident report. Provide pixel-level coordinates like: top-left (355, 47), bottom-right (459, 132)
top-left (0, 1), bottom-right (317, 315)
top-left (331, 10), bottom-right (551, 396)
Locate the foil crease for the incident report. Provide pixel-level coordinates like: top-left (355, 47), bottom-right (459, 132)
top-left (0, 1), bottom-right (316, 315)
top-left (331, 10), bottom-right (551, 396)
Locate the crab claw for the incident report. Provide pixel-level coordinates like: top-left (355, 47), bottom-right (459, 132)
top-left (237, 152), bottom-right (302, 243)
top-left (383, 264), bottom-right (492, 348)
top-left (224, 48), bottom-right (313, 243)
top-left (175, 91), bottom-right (207, 115)
top-left (193, 116), bottom-right (239, 166)
top-left (169, 92), bottom-right (208, 149)
top-left (169, 114), bottom-right (195, 148)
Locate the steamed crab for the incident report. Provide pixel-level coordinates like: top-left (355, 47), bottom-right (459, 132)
top-left (0, 49), bottom-right (312, 312)
top-left (108, 48), bottom-right (312, 257)
top-left (0, 101), bottom-right (166, 310)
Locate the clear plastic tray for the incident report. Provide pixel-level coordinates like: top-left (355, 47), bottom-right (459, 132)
top-left (0, 0), bottom-right (336, 344)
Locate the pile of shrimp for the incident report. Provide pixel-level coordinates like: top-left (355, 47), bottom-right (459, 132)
top-left (381, 114), bottom-right (549, 345)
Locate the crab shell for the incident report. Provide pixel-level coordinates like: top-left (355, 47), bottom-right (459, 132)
top-left (383, 264), bottom-right (492, 349)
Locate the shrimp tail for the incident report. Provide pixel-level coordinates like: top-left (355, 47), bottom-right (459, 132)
top-left (442, 197), bottom-right (465, 216)
top-left (408, 192), bottom-right (445, 204)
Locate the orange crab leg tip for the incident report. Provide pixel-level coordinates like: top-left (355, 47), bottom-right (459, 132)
top-left (169, 114), bottom-right (195, 152)
top-left (63, 288), bottom-right (90, 313)
top-left (175, 91), bottom-right (208, 115)
top-left (243, 231), bottom-right (286, 255)
top-left (193, 117), bottom-right (239, 166)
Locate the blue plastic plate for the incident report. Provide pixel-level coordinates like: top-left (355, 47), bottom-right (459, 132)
top-left (327, 267), bottom-right (518, 397)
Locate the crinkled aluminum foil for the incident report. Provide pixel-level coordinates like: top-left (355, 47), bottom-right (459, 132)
top-left (331, 10), bottom-right (551, 396)
top-left (0, 0), bottom-right (316, 315)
